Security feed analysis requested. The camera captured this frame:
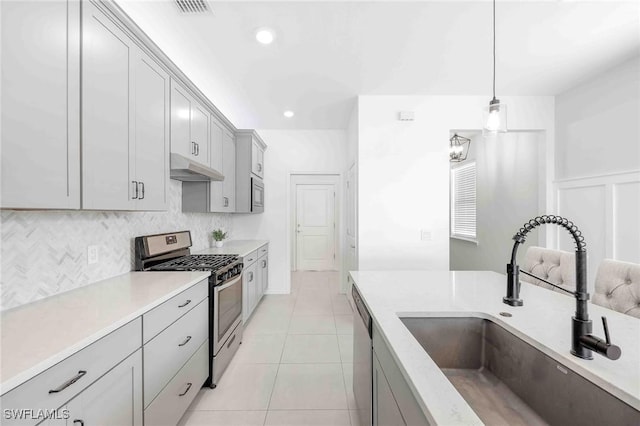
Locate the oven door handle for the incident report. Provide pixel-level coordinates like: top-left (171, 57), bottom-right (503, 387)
top-left (216, 274), bottom-right (242, 291)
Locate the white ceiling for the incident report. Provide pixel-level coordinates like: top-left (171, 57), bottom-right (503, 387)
top-left (116, 1), bottom-right (640, 129)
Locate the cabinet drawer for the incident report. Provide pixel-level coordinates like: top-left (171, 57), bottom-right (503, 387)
top-left (1, 318), bottom-right (141, 426)
top-left (143, 278), bottom-right (208, 344)
top-left (143, 298), bottom-right (208, 407)
top-left (258, 244), bottom-right (268, 256)
top-left (242, 250), bottom-right (258, 265)
top-left (144, 340), bottom-right (208, 426)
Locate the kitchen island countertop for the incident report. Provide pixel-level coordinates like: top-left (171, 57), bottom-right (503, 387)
top-left (351, 270), bottom-right (640, 425)
top-left (0, 271), bottom-right (210, 395)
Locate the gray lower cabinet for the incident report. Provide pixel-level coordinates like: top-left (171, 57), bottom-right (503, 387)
top-left (372, 325), bottom-right (430, 426)
top-left (242, 246), bottom-right (268, 323)
top-left (65, 349), bottom-right (143, 426)
top-left (243, 261), bottom-right (259, 323)
top-left (144, 340), bottom-right (208, 426)
top-left (259, 254), bottom-right (269, 298)
top-left (0, 318), bottom-right (142, 426)
top-left (82, 1), bottom-right (169, 211)
top-left (0, 0), bottom-right (80, 209)
top-left (374, 353), bottom-right (405, 426)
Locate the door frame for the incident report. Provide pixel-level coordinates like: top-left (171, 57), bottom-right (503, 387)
top-left (289, 173), bottom-right (342, 273)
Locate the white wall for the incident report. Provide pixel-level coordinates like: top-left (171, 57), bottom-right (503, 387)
top-left (556, 56), bottom-right (640, 180)
top-left (232, 130), bottom-right (347, 294)
top-left (357, 95), bottom-right (555, 272)
top-left (554, 56), bottom-right (640, 288)
top-left (450, 132), bottom-right (543, 273)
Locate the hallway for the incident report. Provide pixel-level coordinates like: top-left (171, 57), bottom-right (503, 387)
top-left (180, 271), bottom-right (358, 426)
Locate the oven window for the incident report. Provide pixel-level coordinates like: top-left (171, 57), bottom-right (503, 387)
top-left (218, 279), bottom-right (242, 341)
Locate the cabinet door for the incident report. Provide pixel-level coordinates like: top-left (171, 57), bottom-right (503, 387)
top-left (82, 2), bottom-right (134, 210)
top-left (209, 118), bottom-right (225, 211)
top-left (191, 102), bottom-right (209, 165)
top-left (242, 263), bottom-right (258, 323)
top-left (170, 81), bottom-right (192, 158)
top-left (260, 255), bottom-right (269, 295)
top-left (222, 131), bottom-right (236, 212)
top-left (134, 51), bottom-right (169, 211)
top-left (257, 145), bottom-right (265, 178)
top-left (251, 140), bottom-right (260, 176)
top-left (373, 353), bottom-right (406, 426)
top-left (1, 0), bottom-right (80, 209)
top-left (67, 349), bottom-right (143, 426)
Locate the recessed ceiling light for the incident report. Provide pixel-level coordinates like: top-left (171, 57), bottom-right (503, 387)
top-left (255, 28), bottom-right (275, 45)
top-left (283, 110), bottom-right (295, 118)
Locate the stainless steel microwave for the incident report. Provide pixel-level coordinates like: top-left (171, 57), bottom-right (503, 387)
top-left (251, 177), bottom-right (264, 213)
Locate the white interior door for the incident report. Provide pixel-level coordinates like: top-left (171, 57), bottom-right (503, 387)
top-left (296, 184), bottom-right (337, 271)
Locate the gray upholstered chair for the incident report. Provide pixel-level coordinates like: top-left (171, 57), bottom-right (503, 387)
top-left (521, 246), bottom-right (576, 295)
top-left (591, 259), bottom-right (640, 319)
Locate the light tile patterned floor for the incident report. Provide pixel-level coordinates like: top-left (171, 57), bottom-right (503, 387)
top-left (179, 271), bottom-right (359, 426)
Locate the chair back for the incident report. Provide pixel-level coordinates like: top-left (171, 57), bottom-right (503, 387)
top-left (592, 259), bottom-right (640, 319)
top-left (521, 246), bottom-right (576, 295)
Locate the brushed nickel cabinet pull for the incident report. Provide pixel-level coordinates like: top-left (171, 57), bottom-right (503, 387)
top-left (139, 181), bottom-right (145, 200)
top-left (179, 382), bottom-right (193, 397)
top-left (178, 299), bottom-right (192, 308)
top-left (178, 336), bottom-right (192, 347)
top-left (132, 181), bottom-right (138, 199)
top-left (48, 370), bottom-right (87, 393)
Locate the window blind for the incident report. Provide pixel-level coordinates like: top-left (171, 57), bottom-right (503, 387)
top-left (451, 162), bottom-right (477, 239)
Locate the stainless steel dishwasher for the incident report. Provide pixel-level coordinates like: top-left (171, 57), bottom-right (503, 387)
top-left (353, 286), bottom-right (372, 426)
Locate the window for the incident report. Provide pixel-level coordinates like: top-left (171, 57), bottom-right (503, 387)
top-left (451, 162), bottom-right (477, 241)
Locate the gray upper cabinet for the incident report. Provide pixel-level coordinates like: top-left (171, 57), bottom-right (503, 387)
top-left (170, 81), bottom-right (209, 166)
top-left (82, 1), bottom-right (133, 210)
top-left (182, 116), bottom-right (235, 213)
top-left (82, 2), bottom-right (169, 211)
top-left (0, 0), bottom-right (81, 209)
top-left (222, 130), bottom-right (237, 211)
top-left (209, 118), bottom-right (225, 211)
top-left (236, 130), bottom-right (267, 213)
top-left (251, 139), bottom-right (265, 178)
top-left (133, 51), bottom-right (170, 211)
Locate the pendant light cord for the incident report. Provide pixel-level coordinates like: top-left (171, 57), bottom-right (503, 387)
top-left (493, 0), bottom-right (496, 100)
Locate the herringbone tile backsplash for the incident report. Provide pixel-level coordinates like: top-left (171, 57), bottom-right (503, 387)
top-left (0, 181), bottom-right (231, 311)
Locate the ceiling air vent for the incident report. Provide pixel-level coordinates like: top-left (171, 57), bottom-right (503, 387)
top-left (175, 0), bottom-right (211, 14)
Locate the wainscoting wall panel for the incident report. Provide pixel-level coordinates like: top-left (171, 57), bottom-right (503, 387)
top-left (555, 171), bottom-right (640, 293)
top-left (0, 181), bottom-right (231, 311)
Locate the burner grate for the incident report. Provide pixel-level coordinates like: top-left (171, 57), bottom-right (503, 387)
top-left (150, 254), bottom-right (237, 271)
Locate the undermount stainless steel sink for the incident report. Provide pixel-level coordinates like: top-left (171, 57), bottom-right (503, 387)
top-left (400, 317), bottom-right (639, 426)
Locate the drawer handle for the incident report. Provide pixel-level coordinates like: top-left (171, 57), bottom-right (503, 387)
top-left (179, 382), bottom-right (193, 397)
top-left (73, 420), bottom-right (85, 426)
top-left (178, 299), bottom-right (192, 308)
top-left (178, 336), bottom-right (192, 347)
top-left (227, 333), bottom-right (237, 349)
top-left (48, 370), bottom-right (87, 394)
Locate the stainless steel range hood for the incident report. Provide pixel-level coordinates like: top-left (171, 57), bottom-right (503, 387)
top-left (170, 153), bottom-right (224, 182)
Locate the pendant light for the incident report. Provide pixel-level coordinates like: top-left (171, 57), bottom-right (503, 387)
top-left (449, 134), bottom-right (471, 162)
top-left (483, 0), bottom-right (507, 133)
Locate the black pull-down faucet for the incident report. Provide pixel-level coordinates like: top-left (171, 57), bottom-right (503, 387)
top-left (504, 215), bottom-right (621, 361)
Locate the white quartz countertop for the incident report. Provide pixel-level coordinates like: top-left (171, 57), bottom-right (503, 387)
top-left (0, 271), bottom-right (210, 395)
top-left (351, 270), bottom-right (640, 425)
top-left (196, 240), bottom-right (268, 258)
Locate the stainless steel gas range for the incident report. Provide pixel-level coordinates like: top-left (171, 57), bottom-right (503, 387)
top-left (135, 230), bottom-right (242, 388)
